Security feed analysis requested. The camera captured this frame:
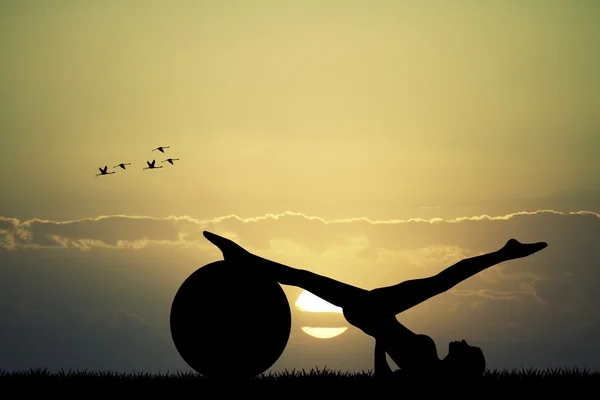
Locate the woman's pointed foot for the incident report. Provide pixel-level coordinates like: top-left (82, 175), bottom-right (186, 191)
top-left (203, 231), bottom-right (252, 261)
top-left (501, 238), bottom-right (548, 259)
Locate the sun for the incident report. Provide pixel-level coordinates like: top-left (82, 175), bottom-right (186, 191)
top-left (301, 327), bottom-right (348, 339)
top-left (294, 290), bottom-right (343, 313)
top-left (295, 290), bottom-right (347, 339)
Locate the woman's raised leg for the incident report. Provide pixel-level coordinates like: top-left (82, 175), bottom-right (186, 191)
top-left (368, 238), bottom-right (548, 315)
top-left (203, 231), bottom-right (547, 318)
top-left (203, 231), bottom-right (371, 309)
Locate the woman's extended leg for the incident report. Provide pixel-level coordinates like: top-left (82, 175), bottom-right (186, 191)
top-left (204, 231), bottom-right (404, 337)
top-left (203, 231), bottom-right (371, 310)
top-left (203, 231), bottom-right (547, 317)
top-left (368, 238), bottom-right (548, 315)
top-left (253, 256), bottom-right (372, 309)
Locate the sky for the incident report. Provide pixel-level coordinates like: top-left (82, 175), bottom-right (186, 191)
top-left (0, 1), bottom-right (599, 374)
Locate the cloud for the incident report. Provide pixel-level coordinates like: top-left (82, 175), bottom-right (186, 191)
top-left (0, 217), bottom-right (19, 251)
top-left (15, 215), bottom-right (186, 248)
top-left (451, 289), bottom-right (539, 302)
top-left (2, 208), bottom-right (599, 300)
top-left (3, 208), bottom-right (599, 293)
top-left (533, 275), bottom-right (589, 310)
top-left (0, 208), bottom-right (599, 372)
top-left (0, 216), bottom-right (19, 228)
top-left (3, 209), bottom-right (598, 251)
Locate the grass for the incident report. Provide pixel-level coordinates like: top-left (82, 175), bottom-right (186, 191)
top-left (1, 367), bottom-right (598, 393)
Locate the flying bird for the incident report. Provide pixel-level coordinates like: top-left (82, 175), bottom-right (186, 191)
top-left (162, 158), bottom-right (180, 165)
top-left (143, 160), bottom-right (163, 170)
top-left (95, 166), bottom-right (116, 177)
top-left (152, 146), bottom-right (170, 153)
top-left (114, 163), bottom-right (131, 170)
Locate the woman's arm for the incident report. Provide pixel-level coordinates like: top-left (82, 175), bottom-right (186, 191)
top-left (374, 340), bottom-right (393, 378)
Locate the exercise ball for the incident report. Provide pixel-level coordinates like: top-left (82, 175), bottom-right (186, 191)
top-left (170, 260), bottom-right (291, 380)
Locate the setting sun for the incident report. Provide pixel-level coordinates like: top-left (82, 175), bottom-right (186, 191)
top-left (301, 327), bottom-right (349, 340)
top-left (294, 290), bottom-right (343, 313)
top-left (295, 290), bottom-right (347, 339)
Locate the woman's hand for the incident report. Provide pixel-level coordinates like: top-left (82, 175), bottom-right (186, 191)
top-left (374, 339), bottom-right (393, 378)
top-left (203, 231), bottom-right (254, 263)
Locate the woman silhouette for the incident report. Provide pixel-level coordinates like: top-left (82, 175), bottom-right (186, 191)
top-left (202, 231), bottom-right (547, 379)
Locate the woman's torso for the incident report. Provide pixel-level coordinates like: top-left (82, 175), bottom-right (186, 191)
top-left (383, 325), bottom-right (440, 371)
top-left (342, 305), bottom-right (441, 371)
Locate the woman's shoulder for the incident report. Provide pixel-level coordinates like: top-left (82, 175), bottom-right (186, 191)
top-left (415, 333), bottom-right (436, 343)
top-left (415, 334), bottom-right (439, 354)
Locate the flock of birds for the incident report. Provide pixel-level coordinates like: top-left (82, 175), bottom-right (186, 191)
top-left (95, 146), bottom-right (180, 177)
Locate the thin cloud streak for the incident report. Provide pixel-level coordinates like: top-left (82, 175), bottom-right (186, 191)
top-left (6, 209), bottom-right (600, 227)
top-left (1, 209), bottom-right (597, 251)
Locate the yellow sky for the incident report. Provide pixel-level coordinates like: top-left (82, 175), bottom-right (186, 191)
top-left (0, 1), bottom-right (598, 222)
top-left (0, 1), bottom-right (599, 373)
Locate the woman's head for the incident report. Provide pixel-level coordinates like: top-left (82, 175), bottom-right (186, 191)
top-left (443, 340), bottom-right (486, 377)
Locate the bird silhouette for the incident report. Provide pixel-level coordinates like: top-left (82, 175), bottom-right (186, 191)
top-left (114, 163), bottom-right (131, 170)
top-left (153, 146), bottom-right (170, 153)
top-left (95, 166), bottom-right (116, 177)
top-left (143, 160), bottom-right (163, 170)
top-left (162, 158), bottom-right (180, 165)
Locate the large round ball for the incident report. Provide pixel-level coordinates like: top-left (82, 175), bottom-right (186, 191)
top-left (170, 260), bottom-right (291, 380)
